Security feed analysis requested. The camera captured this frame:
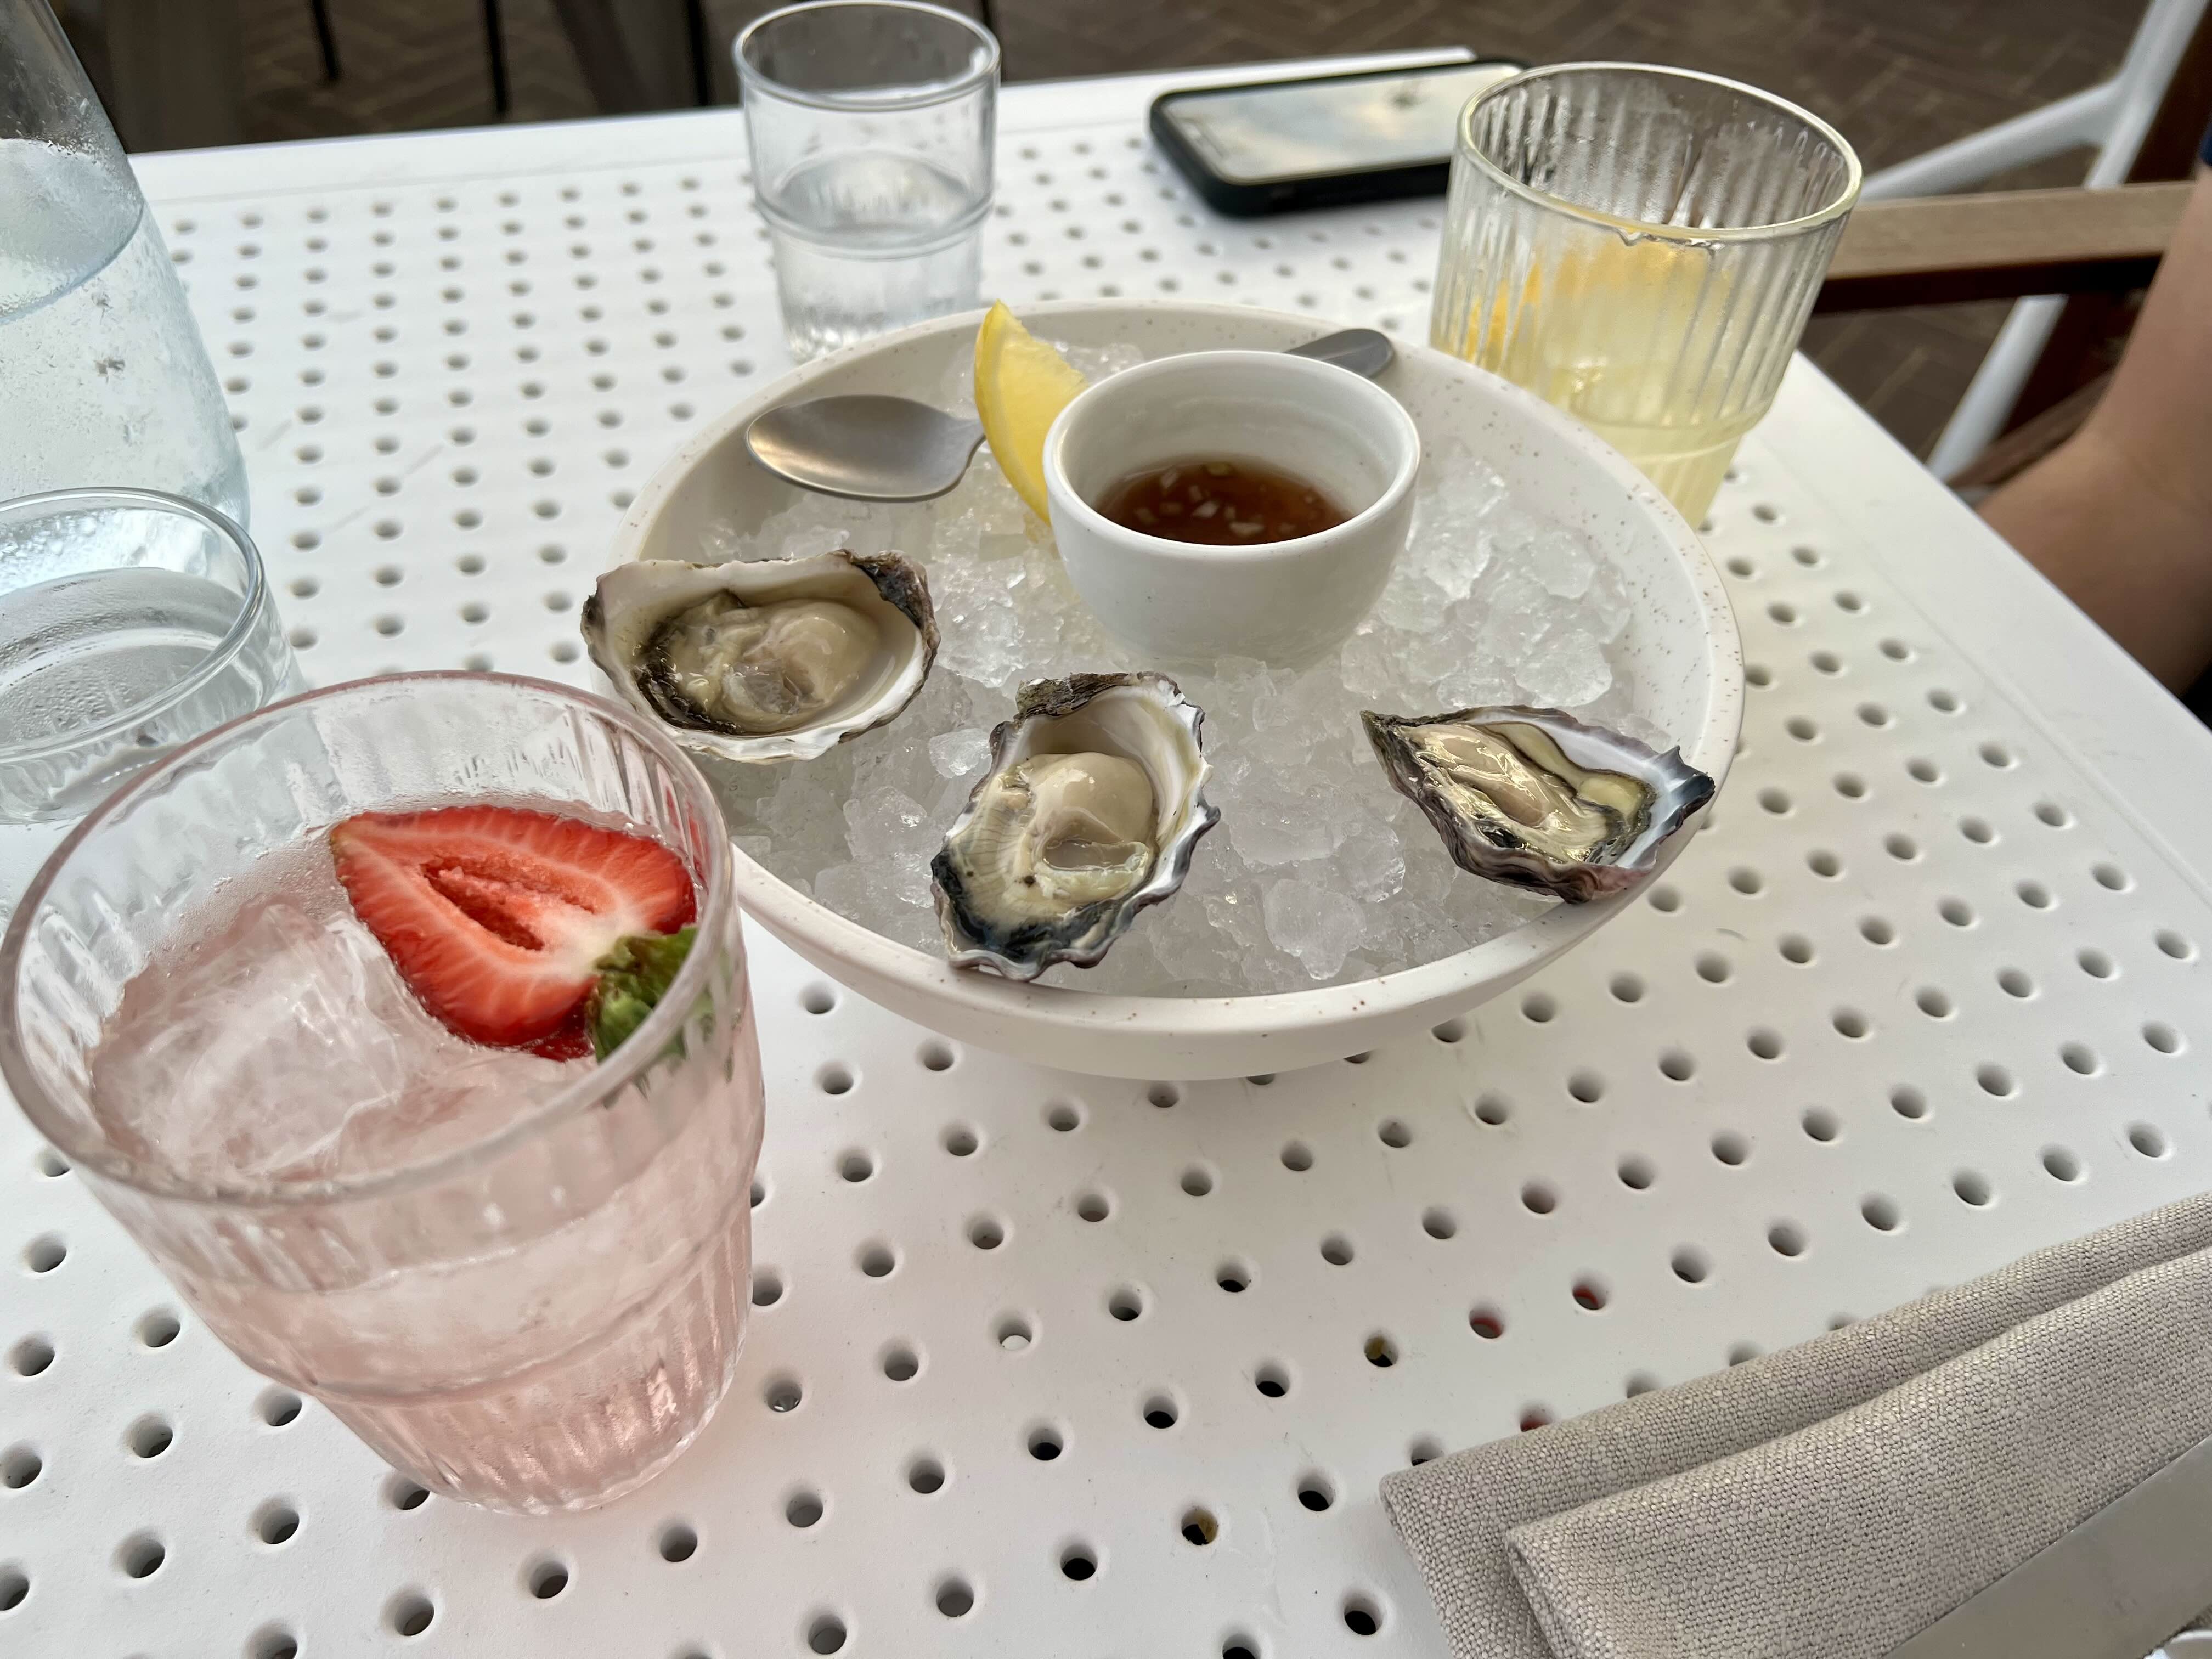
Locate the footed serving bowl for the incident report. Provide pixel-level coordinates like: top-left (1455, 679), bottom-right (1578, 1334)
top-left (611, 301), bottom-right (1740, 1077)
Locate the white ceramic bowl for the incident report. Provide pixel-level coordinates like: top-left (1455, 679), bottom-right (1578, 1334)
top-left (613, 300), bottom-right (1741, 1079)
top-left (1042, 349), bottom-right (1422, 666)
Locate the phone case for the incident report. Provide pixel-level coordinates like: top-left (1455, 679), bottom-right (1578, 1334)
top-left (1148, 61), bottom-right (1523, 218)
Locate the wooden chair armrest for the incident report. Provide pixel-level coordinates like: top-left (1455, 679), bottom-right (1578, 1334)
top-left (1814, 181), bottom-right (2192, 313)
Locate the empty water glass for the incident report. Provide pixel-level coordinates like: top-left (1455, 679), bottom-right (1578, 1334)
top-left (0, 488), bottom-right (301, 916)
top-left (737, 0), bottom-right (998, 362)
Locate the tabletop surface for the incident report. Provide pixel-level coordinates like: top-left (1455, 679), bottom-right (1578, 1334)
top-left (5, 53), bottom-right (2212, 1659)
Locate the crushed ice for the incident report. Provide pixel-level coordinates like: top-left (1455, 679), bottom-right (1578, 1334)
top-left (701, 340), bottom-right (1664, 995)
top-left (90, 878), bottom-right (577, 1186)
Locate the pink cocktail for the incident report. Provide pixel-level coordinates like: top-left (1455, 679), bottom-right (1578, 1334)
top-left (0, 673), bottom-right (764, 1513)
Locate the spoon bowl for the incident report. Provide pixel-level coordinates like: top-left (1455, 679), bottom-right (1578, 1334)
top-left (742, 394), bottom-right (984, 503)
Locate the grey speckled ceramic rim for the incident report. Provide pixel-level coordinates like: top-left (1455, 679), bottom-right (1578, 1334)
top-left (614, 298), bottom-right (1741, 1042)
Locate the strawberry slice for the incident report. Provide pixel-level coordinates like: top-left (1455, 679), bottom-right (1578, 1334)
top-left (330, 805), bottom-right (696, 1056)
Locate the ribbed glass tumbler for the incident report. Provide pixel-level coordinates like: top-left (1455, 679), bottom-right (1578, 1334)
top-left (0, 674), bottom-right (764, 1514)
top-left (1430, 63), bottom-right (1860, 521)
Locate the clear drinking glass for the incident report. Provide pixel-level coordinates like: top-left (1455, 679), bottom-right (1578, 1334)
top-left (1, 0), bottom-right (249, 520)
top-left (736, 0), bottom-right (998, 362)
top-left (0, 673), bottom-right (765, 1513)
top-left (0, 487), bottom-right (301, 920)
top-left (1430, 63), bottom-right (1860, 521)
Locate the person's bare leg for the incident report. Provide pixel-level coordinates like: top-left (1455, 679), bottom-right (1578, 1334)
top-left (1982, 170), bottom-right (2212, 691)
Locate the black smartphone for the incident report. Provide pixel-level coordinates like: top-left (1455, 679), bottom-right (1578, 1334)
top-left (1150, 58), bottom-right (1527, 217)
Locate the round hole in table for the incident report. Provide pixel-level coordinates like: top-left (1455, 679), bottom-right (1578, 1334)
top-left (2, 1447), bottom-right (40, 1490)
top-left (126, 1415), bottom-right (172, 1459)
top-left (386, 1474), bottom-right (429, 1511)
top-left (257, 1388), bottom-right (302, 1427)
top-left (116, 1533), bottom-right (164, 1578)
top-left (524, 1555), bottom-right (569, 1599)
top-left (136, 1309), bottom-right (179, 1348)
top-left (934, 1576), bottom-right (975, 1618)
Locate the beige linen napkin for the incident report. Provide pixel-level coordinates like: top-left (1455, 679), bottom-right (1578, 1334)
top-left (1380, 1193), bottom-right (2212, 1659)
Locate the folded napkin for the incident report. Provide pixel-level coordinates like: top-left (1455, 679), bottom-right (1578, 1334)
top-left (1381, 1193), bottom-right (2212, 1659)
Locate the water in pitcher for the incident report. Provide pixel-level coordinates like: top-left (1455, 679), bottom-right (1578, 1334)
top-left (765, 150), bottom-right (988, 360)
top-left (0, 140), bottom-right (248, 520)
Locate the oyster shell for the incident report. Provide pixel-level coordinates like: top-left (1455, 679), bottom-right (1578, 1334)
top-left (933, 672), bottom-right (1220, 980)
top-left (581, 551), bottom-right (937, 763)
top-left (1363, 706), bottom-right (1714, 902)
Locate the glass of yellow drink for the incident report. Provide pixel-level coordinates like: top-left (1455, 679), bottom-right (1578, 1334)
top-left (1431, 63), bottom-right (1860, 522)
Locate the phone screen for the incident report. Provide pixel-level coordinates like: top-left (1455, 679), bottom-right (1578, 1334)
top-left (1163, 63), bottom-right (1522, 184)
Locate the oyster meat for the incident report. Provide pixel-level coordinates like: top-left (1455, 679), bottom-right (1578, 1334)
top-left (582, 550), bottom-right (937, 763)
top-left (933, 673), bottom-right (1219, 980)
top-left (1363, 705), bottom-right (1714, 902)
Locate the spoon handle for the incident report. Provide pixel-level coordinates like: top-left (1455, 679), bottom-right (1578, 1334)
top-left (1286, 328), bottom-right (1395, 379)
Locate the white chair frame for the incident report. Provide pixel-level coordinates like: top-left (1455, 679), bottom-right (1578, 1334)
top-left (1859, 0), bottom-right (2210, 479)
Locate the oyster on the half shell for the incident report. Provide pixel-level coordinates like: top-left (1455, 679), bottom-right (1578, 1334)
top-left (933, 672), bottom-right (1219, 980)
top-left (582, 550), bottom-right (937, 763)
top-left (1363, 705), bottom-right (1714, 902)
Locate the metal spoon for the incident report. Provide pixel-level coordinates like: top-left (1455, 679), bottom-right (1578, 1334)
top-left (743, 327), bottom-right (1396, 503)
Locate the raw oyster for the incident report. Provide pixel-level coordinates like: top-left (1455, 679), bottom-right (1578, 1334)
top-left (933, 672), bottom-right (1219, 979)
top-left (1362, 705), bottom-right (1714, 902)
top-left (582, 551), bottom-right (936, 763)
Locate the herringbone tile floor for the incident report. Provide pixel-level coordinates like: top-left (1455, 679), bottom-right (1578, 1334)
top-left (232, 0), bottom-right (2149, 457)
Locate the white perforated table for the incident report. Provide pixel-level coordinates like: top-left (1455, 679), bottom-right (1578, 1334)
top-left (7, 53), bottom-right (2212, 1659)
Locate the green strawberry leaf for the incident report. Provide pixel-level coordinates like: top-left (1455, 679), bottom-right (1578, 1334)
top-left (587, 926), bottom-right (696, 1062)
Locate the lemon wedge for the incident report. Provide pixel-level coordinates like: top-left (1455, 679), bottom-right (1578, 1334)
top-left (973, 301), bottom-right (1088, 519)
